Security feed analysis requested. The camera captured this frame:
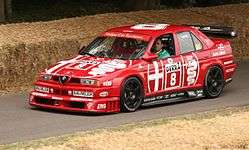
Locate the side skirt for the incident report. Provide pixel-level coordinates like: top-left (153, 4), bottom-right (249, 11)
top-left (142, 89), bottom-right (204, 107)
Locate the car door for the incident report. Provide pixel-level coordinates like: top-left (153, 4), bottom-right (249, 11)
top-left (176, 31), bottom-right (204, 89)
top-left (146, 33), bottom-right (183, 96)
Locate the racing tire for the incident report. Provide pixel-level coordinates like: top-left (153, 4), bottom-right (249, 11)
top-left (120, 77), bottom-right (143, 112)
top-left (204, 66), bottom-right (225, 98)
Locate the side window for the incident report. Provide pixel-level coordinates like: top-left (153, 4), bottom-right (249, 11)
top-left (191, 33), bottom-right (203, 50)
top-left (176, 32), bottom-right (195, 53)
top-left (151, 33), bottom-right (175, 59)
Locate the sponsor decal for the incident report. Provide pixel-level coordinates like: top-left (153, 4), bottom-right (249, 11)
top-left (164, 58), bottom-right (182, 89)
top-left (51, 96), bottom-right (63, 100)
top-left (224, 60), bottom-right (233, 65)
top-left (32, 92), bottom-right (48, 97)
top-left (147, 61), bottom-right (164, 93)
top-left (187, 89), bottom-right (203, 97)
top-left (99, 91), bottom-right (109, 97)
top-left (69, 97), bottom-right (92, 102)
top-left (225, 78), bottom-right (232, 82)
top-left (103, 81), bottom-right (113, 87)
top-left (131, 24), bottom-right (169, 30)
top-left (212, 50), bottom-right (226, 57)
top-left (103, 32), bottom-right (148, 41)
top-left (147, 53), bottom-right (200, 93)
top-left (182, 53), bottom-right (200, 86)
top-left (186, 55), bottom-right (199, 85)
top-left (45, 56), bottom-right (102, 75)
top-left (143, 92), bottom-right (185, 103)
top-left (226, 68), bottom-right (235, 73)
top-left (88, 59), bottom-right (127, 76)
top-left (143, 89), bottom-right (203, 104)
top-left (45, 55), bottom-right (84, 74)
top-left (218, 43), bottom-right (225, 51)
top-left (97, 104), bottom-right (107, 110)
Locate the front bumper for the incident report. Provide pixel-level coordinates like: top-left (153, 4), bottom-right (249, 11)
top-left (29, 91), bottom-right (120, 113)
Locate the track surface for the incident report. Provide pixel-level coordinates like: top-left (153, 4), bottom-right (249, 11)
top-left (0, 61), bottom-right (248, 144)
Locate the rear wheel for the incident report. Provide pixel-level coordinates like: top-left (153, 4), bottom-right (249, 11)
top-left (204, 66), bottom-right (225, 98)
top-left (120, 77), bottom-right (143, 112)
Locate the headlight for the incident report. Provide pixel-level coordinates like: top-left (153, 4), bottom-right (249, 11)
top-left (80, 79), bottom-right (99, 86)
top-left (41, 74), bottom-right (52, 81)
top-left (73, 90), bottom-right (93, 98)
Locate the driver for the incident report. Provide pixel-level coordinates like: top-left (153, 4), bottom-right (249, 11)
top-left (152, 38), bottom-right (170, 59)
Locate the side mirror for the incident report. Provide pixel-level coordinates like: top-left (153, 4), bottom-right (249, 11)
top-left (78, 46), bottom-right (86, 54)
top-left (142, 54), bottom-right (158, 61)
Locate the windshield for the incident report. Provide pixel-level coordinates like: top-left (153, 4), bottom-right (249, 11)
top-left (81, 36), bottom-right (148, 60)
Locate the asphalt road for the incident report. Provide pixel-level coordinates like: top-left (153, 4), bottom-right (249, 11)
top-left (0, 61), bottom-right (249, 144)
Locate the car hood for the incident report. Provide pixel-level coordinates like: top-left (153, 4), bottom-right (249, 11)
top-left (44, 55), bottom-right (131, 78)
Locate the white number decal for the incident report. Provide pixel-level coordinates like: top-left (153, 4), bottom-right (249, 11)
top-left (170, 73), bottom-right (177, 86)
top-left (131, 24), bottom-right (168, 30)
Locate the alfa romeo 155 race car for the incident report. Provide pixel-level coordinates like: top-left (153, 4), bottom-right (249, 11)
top-left (29, 23), bottom-right (237, 113)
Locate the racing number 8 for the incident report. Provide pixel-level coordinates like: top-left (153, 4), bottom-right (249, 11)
top-left (170, 73), bottom-right (177, 86)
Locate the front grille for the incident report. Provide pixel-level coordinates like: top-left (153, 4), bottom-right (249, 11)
top-left (70, 78), bottom-right (81, 84)
top-left (34, 97), bottom-right (85, 109)
top-left (52, 76), bottom-right (80, 84)
top-left (52, 76), bottom-right (60, 82)
top-left (53, 89), bottom-right (69, 96)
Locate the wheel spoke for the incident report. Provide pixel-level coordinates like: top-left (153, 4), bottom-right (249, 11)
top-left (206, 67), bottom-right (224, 97)
top-left (123, 79), bottom-right (142, 111)
top-left (214, 69), bottom-right (220, 78)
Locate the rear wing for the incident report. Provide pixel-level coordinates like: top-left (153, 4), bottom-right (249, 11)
top-left (185, 24), bottom-right (237, 38)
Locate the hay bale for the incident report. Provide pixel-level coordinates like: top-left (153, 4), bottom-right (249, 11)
top-left (0, 39), bottom-right (81, 90)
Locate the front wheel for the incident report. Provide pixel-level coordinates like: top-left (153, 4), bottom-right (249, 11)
top-left (120, 77), bottom-right (143, 112)
top-left (204, 66), bottom-right (225, 98)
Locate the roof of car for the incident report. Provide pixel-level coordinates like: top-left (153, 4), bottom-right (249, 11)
top-left (101, 24), bottom-right (193, 41)
top-left (108, 24), bottom-right (191, 35)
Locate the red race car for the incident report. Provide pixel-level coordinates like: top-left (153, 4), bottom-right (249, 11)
top-left (29, 24), bottom-right (237, 113)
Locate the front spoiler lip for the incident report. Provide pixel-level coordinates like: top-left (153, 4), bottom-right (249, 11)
top-left (29, 103), bottom-right (115, 113)
top-left (29, 91), bottom-right (120, 113)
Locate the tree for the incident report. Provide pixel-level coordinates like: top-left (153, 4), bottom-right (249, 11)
top-left (0, 0), bottom-right (5, 22)
top-left (5, 0), bottom-right (11, 18)
top-left (123, 0), bottom-right (160, 11)
top-left (0, 0), bottom-right (11, 22)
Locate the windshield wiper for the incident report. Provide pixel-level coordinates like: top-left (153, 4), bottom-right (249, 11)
top-left (80, 51), bottom-right (95, 57)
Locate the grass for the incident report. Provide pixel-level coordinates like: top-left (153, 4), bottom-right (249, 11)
top-left (1, 105), bottom-right (249, 150)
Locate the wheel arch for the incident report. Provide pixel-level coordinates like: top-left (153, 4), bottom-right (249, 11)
top-left (120, 74), bottom-right (145, 97)
top-left (201, 60), bottom-right (225, 86)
